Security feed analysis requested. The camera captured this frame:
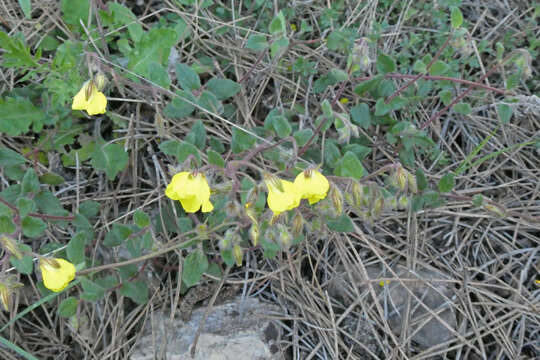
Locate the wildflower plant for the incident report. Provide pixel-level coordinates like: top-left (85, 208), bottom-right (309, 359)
top-left (0, 2), bottom-right (537, 358)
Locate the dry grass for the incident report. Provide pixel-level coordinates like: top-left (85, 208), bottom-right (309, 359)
top-left (0, 0), bottom-right (539, 359)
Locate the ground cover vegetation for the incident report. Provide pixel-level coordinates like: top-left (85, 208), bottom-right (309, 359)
top-left (0, 0), bottom-right (539, 358)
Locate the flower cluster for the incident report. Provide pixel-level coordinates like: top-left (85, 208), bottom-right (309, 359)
top-left (39, 258), bottom-right (76, 292)
top-left (265, 169), bottom-right (330, 215)
top-left (164, 168), bottom-right (329, 216)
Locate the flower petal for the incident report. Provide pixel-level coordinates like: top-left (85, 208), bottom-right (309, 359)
top-left (72, 85), bottom-right (89, 110)
top-left (294, 170), bottom-right (329, 205)
top-left (180, 195), bottom-right (202, 213)
top-left (201, 200), bottom-right (214, 213)
top-left (86, 91), bottom-right (107, 115)
top-left (267, 179), bottom-right (300, 215)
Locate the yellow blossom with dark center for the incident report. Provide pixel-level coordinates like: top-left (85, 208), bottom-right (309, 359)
top-left (165, 172), bottom-right (213, 213)
top-left (72, 80), bottom-right (107, 115)
top-left (293, 169), bottom-right (330, 205)
top-left (40, 258), bottom-right (76, 292)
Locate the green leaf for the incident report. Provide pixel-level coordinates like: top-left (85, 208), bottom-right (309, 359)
top-left (133, 210), bottom-right (150, 228)
top-left (413, 59), bottom-right (427, 73)
top-left (272, 115), bottom-right (292, 138)
top-left (429, 60), bottom-right (450, 76)
top-left (21, 216), bottom-right (46, 238)
top-left (80, 278), bottom-right (105, 302)
top-left (120, 280), bottom-right (148, 305)
top-left (67, 232), bottom-right (86, 265)
top-left (270, 36), bottom-right (289, 58)
top-left (108, 2), bottom-right (143, 42)
top-left (354, 75), bottom-right (383, 95)
top-left (197, 91), bottom-right (223, 114)
top-left (451, 7), bottom-right (463, 28)
top-left (0, 97), bottom-right (46, 135)
top-left (334, 151), bottom-right (365, 179)
top-left (374, 98), bottom-right (390, 116)
top-left (147, 61), bottom-right (170, 88)
top-left (22, 168), bottom-right (40, 195)
top-left (0, 147), bottom-right (26, 166)
top-left (18, 0), bottom-right (32, 18)
top-left (16, 197), bottom-right (35, 217)
top-left (58, 297), bottom-right (79, 318)
top-left (269, 11), bottom-right (286, 36)
top-left (164, 91), bottom-right (197, 119)
top-left (415, 169), bottom-right (428, 192)
top-left (453, 102), bottom-right (471, 115)
top-left (220, 249), bottom-right (235, 267)
top-left (10, 255), bottom-right (34, 275)
top-left (245, 34), bottom-right (268, 51)
top-left (326, 214), bottom-right (354, 232)
top-left (472, 194), bottom-right (484, 207)
top-left (39, 172), bottom-right (65, 186)
top-left (206, 78), bottom-right (241, 100)
top-left (439, 90), bottom-right (452, 106)
top-left (60, 0), bottom-right (89, 26)
top-left (0, 32), bottom-right (39, 68)
top-left (376, 53), bottom-right (396, 74)
top-left (324, 141), bottom-right (341, 168)
top-left (0, 215), bottom-right (16, 234)
top-left (176, 142), bottom-right (201, 164)
top-left (496, 103), bottom-right (513, 124)
top-left (127, 28), bottom-right (177, 79)
top-left (321, 99), bottom-right (333, 118)
top-left (182, 249), bottom-right (209, 287)
top-left (438, 173), bottom-right (455, 193)
top-left (207, 149), bottom-right (225, 168)
top-left (175, 63), bottom-right (201, 91)
top-left (79, 201), bottom-right (100, 218)
top-left (293, 129), bottom-right (313, 147)
top-left (231, 127), bottom-right (257, 153)
top-left (185, 120), bottom-right (207, 148)
top-left (350, 103), bottom-right (371, 129)
top-left (91, 143), bottom-right (129, 180)
top-left (103, 223), bottom-right (133, 247)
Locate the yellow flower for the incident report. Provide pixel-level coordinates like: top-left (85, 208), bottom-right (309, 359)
top-left (165, 172), bottom-right (214, 213)
top-left (265, 176), bottom-right (300, 215)
top-left (40, 258), bottom-right (76, 292)
top-left (72, 80), bottom-right (107, 115)
top-left (293, 169), bottom-right (330, 205)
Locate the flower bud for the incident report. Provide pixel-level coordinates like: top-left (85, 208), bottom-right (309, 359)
top-left (328, 184), bottom-right (343, 216)
top-left (407, 172), bottom-right (418, 194)
top-left (219, 229), bottom-right (235, 249)
top-left (373, 196), bottom-right (384, 218)
top-left (0, 235), bottom-right (23, 259)
top-left (264, 173), bottom-right (284, 192)
top-left (352, 182), bottom-right (364, 208)
top-left (483, 203), bottom-right (506, 218)
top-left (398, 195), bottom-right (409, 210)
top-left (94, 72), bottom-right (107, 91)
top-left (0, 275), bottom-right (24, 311)
top-left (291, 211), bottom-right (304, 237)
top-left (196, 224), bottom-right (208, 239)
top-left (249, 223), bottom-right (260, 247)
top-left (233, 244), bottom-right (243, 266)
top-left (277, 224), bottom-right (292, 250)
top-left (395, 166), bottom-right (408, 192)
top-left (244, 202), bottom-right (258, 225)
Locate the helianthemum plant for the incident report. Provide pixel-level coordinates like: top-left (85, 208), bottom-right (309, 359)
top-left (39, 258), bottom-right (76, 292)
top-left (165, 171), bottom-right (214, 213)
